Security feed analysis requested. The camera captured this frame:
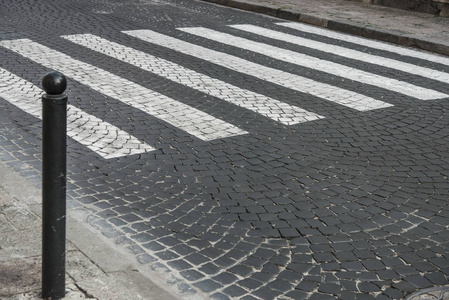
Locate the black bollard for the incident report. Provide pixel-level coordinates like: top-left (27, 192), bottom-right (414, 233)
top-left (41, 71), bottom-right (68, 299)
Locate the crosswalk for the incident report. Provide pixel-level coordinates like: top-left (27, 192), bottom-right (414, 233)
top-left (61, 34), bottom-right (322, 125)
top-left (231, 24), bottom-right (449, 85)
top-left (0, 21), bottom-right (448, 159)
top-left (0, 68), bottom-right (156, 159)
top-left (181, 26), bottom-right (446, 99)
top-left (124, 29), bottom-right (393, 111)
top-left (277, 22), bottom-right (449, 67)
top-left (0, 39), bottom-right (247, 142)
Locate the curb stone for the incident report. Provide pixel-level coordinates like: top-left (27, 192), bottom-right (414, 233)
top-left (199, 0), bottom-right (449, 56)
top-left (0, 160), bottom-right (183, 300)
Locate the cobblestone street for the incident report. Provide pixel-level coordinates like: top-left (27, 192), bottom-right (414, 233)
top-left (1, 0), bottom-right (449, 299)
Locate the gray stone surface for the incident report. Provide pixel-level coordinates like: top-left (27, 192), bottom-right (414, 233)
top-left (0, 0), bottom-right (448, 298)
top-left (0, 160), bottom-right (187, 300)
top-left (202, 0), bottom-right (449, 55)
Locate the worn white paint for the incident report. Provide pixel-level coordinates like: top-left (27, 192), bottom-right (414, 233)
top-left (181, 26), bottom-right (447, 100)
top-left (124, 29), bottom-right (393, 111)
top-left (0, 68), bottom-right (156, 159)
top-left (0, 39), bottom-right (247, 141)
top-left (62, 33), bottom-right (324, 125)
top-left (277, 22), bottom-right (449, 67)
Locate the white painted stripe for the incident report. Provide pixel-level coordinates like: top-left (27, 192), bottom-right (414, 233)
top-left (124, 29), bottom-right (392, 112)
top-left (0, 39), bottom-right (247, 141)
top-left (231, 24), bottom-right (449, 87)
top-left (0, 68), bottom-right (156, 159)
top-left (62, 34), bottom-right (323, 125)
top-left (277, 22), bottom-right (449, 67)
top-left (180, 27), bottom-right (448, 100)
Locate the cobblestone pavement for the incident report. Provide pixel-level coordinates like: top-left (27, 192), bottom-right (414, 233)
top-left (0, 0), bottom-right (448, 299)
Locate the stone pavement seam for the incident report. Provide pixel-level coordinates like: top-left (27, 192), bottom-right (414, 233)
top-left (199, 0), bottom-right (449, 56)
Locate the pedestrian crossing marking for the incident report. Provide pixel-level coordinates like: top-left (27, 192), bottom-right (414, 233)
top-left (0, 39), bottom-right (247, 142)
top-left (123, 29), bottom-right (393, 111)
top-left (0, 68), bottom-right (156, 159)
top-left (180, 27), bottom-right (448, 100)
top-left (277, 22), bottom-right (449, 67)
top-left (231, 24), bottom-right (449, 88)
top-left (62, 33), bottom-right (324, 125)
top-left (1, 21), bottom-right (446, 159)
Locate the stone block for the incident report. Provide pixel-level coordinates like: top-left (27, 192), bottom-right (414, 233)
top-left (299, 14), bottom-right (328, 27)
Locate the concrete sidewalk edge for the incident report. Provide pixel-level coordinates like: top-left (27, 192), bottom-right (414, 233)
top-left (199, 0), bottom-right (449, 56)
top-left (0, 160), bottom-right (180, 300)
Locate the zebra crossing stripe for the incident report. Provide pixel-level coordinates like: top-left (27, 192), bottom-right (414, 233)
top-left (124, 29), bottom-right (393, 112)
top-left (180, 27), bottom-right (448, 100)
top-left (0, 68), bottom-right (156, 159)
top-left (232, 24), bottom-right (449, 87)
top-left (277, 22), bottom-right (449, 67)
top-left (0, 39), bottom-right (247, 141)
top-left (62, 34), bottom-right (324, 125)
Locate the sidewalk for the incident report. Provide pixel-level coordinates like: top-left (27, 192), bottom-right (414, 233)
top-left (200, 0), bottom-right (449, 56)
top-left (0, 160), bottom-right (180, 300)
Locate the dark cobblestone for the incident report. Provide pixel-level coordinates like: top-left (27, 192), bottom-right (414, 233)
top-left (1, 0), bottom-right (449, 299)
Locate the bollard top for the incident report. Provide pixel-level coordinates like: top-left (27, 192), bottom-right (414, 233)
top-left (42, 71), bottom-right (67, 95)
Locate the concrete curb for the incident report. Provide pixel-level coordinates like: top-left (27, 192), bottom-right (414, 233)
top-left (0, 160), bottom-right (180, 300)
top-left (199, 0), bottom-right (449, 56)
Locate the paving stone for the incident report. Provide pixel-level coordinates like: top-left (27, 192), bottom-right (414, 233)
top-left (341, 261), bottom-right (366, 271)
top-left (288, 262), bottom-right (313, 274)
top-left (180, 269), bottom-right (206, 282)
top-left (154, 250), bottom-right (179, 260)
top-left (222, 284), bottom-right (248, 298)
top-left (2, 2), bottom-right (449, 300)
top-left (309, 293), bottom-right (337, 300)
top-left (240, 296), bottom-right (258, 300)
top-left (193, 279), bottom-right (222, 293)
top-left (197, 263), bottom-right (221, 276)
top-left (430, 257), bottom-right (449, 269)
top-left (383, 287), bottom-right (406, 299)
top-left (376, 269), bottom-right (399, 281)
top-left (229, 265), bottom-right (253, 277)
top-left (358, 282), bottom-right (381, 293)
top-left (266, 278), bottom-right (295, 291)
top-left (392, 280), bottom-right (418, 293)
top-left (381, 256), bottom-right (405, 267)
top-left (336, 271), bottom-right (359, 280)
top-left (340, 279), bottom-right (357, 291)
top-left (213, 272), bottom-right (239, 285)
top-left (238, 278), bottom-right (263, 290)
top-left (313, 252), bottom-right (336, 263)
top-left (394, 265), bottom-right (421, 277)
top-left (214, 256), bottom-right (237, 268)
top-left (285, 290), bottom-right (309, 299)
top-left (167, 259), bottom-right (194, 271)
top-left (424, 271), bottom-right (448, 285)
top-left (334, 251), bottom-right (358, 262)
top-left (356, 294), bottom-right (376, 300)
top-left (318, 282), bottom-right (341, 295)
top-left (361, 259), bottom-right (385, 271)
top-left (210, 292), bottom-right (231, 300)
top-left (354, 249), bottom-right (377, 259)
top-left (404, 275), bottom-right (433, 288)
top-left (296, 280), bottom-right (318, 292)
top-left (252, 286), bottom-right (281, 299)
top-left (184, 253), bottom-right (210, 265)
